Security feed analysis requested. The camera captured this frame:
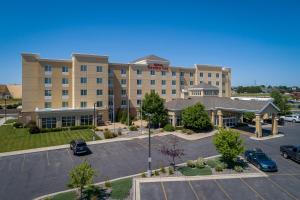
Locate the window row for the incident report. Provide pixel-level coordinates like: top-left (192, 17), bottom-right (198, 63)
top-left (44, 65), bottom-right (103, 73)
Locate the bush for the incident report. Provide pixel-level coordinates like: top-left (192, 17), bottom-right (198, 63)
top-left (234, 166), bottom-right (243, 173)
top-left (186, 160), bottom-right (196, 168)
top-left (215, 164), bottom-right (224, 172)
top-left (104, 130), bottom-right (116, 139)
top-left (195, 157), bottom-right (206, 169)
top-left (13, 121), bottom-right (23, 128)
top-left (117, 128), bottom-right (122, 135)
top-left (206, 159), bottom-right (219, 168)
top-left (104, 180), bottom-right (112, 188)
top-left (129, 126), bottom-right (138, 131)
top-left (29, 125), bottom-right (40, 134)
top-left (175, 126), bottom-right (183, 130)
top-left (163, 124), bottom-right (175, 132)
top-left (160, 166), bottom-right (166, 174)
top-left (4, 119), bottom-right (17, 124)
top-left (69, 125), bottom-right (93, 130)
top-left (25, 120), bottom-right (37, 128)
top-left (154, 170), bottom-right (160, 176)
top-left (168, 167), bottom-right (174, 175)
top-left (141, 172), bottom-right (147, 178)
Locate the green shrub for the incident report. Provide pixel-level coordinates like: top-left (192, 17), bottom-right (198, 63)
top-left (175, 126), bottom-right (183, 130)
top-left (13, 121), bottom-right (23, 128)
top-left (168, 167), bottom-right (174, 175)
top-left (154, 170), bottom-right (159, 176)
top-left (195, 157), bottom-right (206, 169)
top-left (215, 164), bottom-right (224, 172)
top-left (206, 159), bottom-right (219, 168)
top-left (136, 125), bottom-right (140, 128)
top-left (186, 160), bottom-right (196, 168)
top-left (29, 125), bottom-right (40, 134)
top-left (117, 128), bottom-right (122, 135)
top-left (160, 166), bottom-right (166, 173)
top-left (234, 166), bottom-right (243, 173)
top-left (129, 126), bottom-right (138, 131)
top-left (141, 172), bottom-right (146, 178)
top-left (163, 124), bottom-right (175, 132)
top-left (69, 125), bottom-right (93, 130)
top-left (104, 180), bottom-right (112, 188)
top-left (4, 119), bottom-right (17, 124)
top-left (104, 130), bottom-right (116, 139)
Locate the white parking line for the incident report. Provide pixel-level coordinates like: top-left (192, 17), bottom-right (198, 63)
top-left (266, 176), bottom-right (298, 200)
top-left (46, 151), bottom-right (50, 166)
top-left (160, 182), bottom-right (168, 200)
top-left (21, 154), bottom-right (25, 172)
top-left (214, 179), bottom-right (232, 200)
top-left (66, 149), bottom-right (74, 162)
top-left (188, 180), bottom-right (200, 200)
top-left (240, 178), bottom-right (266, 200)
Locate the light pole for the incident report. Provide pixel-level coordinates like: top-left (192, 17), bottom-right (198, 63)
top-left (4, 97), bottom-right (7, 122)
top-left (140, 100), bottom-right (143, 135)
top-left (127, 94), bottom-right (130, 126)
top-left (147, 113), bottom-right (152, 177)
top-left (93, 103), bottom-right (96, 140)
top-left (113, 95), bottom-right (115, 134)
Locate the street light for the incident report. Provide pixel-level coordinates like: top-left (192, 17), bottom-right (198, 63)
top-left (93, 103), bottom-right (97, 141)
top-left (146, 113), bottom-right (152, 177)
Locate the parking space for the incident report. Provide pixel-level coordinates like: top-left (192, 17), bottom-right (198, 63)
top-left (0, 123), bottom-right (299, 200)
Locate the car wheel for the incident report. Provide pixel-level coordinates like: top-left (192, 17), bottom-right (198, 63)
top-left (292, 119), bottom-right (296, 123)
top-left (73, 151), bottom-right (76, 155)
top-left (283, 153), bottom-right (288, 159)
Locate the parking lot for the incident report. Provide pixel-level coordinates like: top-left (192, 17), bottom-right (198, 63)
top-left (0, 123), bottom-right (299, 200)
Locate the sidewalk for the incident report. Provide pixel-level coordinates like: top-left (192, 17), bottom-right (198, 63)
top-left (0, 130), bottom-right (216, 158)
top-left (0, 116), bottom-right (16, 126)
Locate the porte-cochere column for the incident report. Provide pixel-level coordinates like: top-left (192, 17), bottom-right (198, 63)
top-left (255, 114), bottom-right (262, 138)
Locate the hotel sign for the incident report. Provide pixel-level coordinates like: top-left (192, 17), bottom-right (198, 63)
top-left (148, 63), bottom-right (168, 71)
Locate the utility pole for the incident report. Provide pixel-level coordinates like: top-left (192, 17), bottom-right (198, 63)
top-left (4, 96), bottom-right (7, 122)
top-left (147, 113), bottom-right (152, 177)
top-left (93, 103), bottom-right (96, 140)
top-left (127, 94), bottom-right (130, 126)
top-left (140, 99), bottom-right (143, 135)
top-left (113, 95), bottom-right (115, 134)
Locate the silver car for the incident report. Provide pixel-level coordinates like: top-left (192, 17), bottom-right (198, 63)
top-left (282, 115), bottom-right (300, 123)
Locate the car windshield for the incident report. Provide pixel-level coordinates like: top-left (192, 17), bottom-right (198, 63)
top-left (256, 154), bottom-right (269, 160)
top-left (77, 143), bottom-right (86, 147)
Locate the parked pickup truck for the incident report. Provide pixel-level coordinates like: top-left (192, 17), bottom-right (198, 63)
top-left (280, 145), bottom-right (300, 162)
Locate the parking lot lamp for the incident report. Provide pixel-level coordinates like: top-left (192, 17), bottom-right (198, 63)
top-left (147, 113), bottom-right (152, 177)
top-left (93, 103), bottom-right (96, 140)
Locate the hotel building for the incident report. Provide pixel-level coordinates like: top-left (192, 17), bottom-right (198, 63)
top-left (21, 53), bottom-right (231, 128)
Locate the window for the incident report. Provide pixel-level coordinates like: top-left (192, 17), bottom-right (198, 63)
top-left (172, 71), bottom-right (176, 77)
top-left (62, 90), bottom-right (68, 96)
top-left (190, 72), bottom-right (194, 77)
top-left (136, 69), bottom-right (142, 75)
top-left (150, 70), bottom-right (155, 75)
top-left (200, 81), bottom-right (203, 84)
top-left (222, 82), bottom-right (225, 86)
top-left (44, 77), bottom-right (52, 84)
top-left (121, 89), bottom-right (126, 96)
top-left (172, 89), bottom-right (176, 95)
top-left (80, 77), bottom-right (87, 84)
top-left (62, 101), bottom-right (68, 107)
top-left (216, 73), bottom-right (219, 78)
top-left (121, 99), bottom-right (127, 106)
top-left (108, 89), bottom-right (114, 95)
top-left (121, 79), bottom-right (126, 85)
top-left (162, 89), bottom-right (166, 95)
top-left (96, 66), bottom-right (102, 72)
top-left (62, 78), bottom-right (68, 84)
top-left (45, 90), bottom-right (51, 96)
top-left (81, 90), bottom-right (87, 96)
top-left (137, 79), bottom-right (142, 85)
top-left (96, 101), bottom-right (103, 107)
top-left (172, 80), bottom-right (176, 85)
top-left (80, 101), bottom-right (87, 108)
top-left (161, 80), bottom-right (166, 85)
top-left (62, 116), bottom-right (75, 127)
top-left (137, 99), bottom-right (141, 105)
top-left (62, 66), bottom-right (68, 72)
top-left (150, 80), bottom-right (155, 85)
top-left (216, 81), bottom-right (219, 86)
top-left (180, 72), bottom-right (185, 77)
top-left (208, 81), bottom-right (212, 85)
top-left (41, 117), bottom-right (56, 128)
top-left (180, 81), bottom-right (184, 85)
top-left (137, 89), bottom-right (142, 95)
top-left (80, 115), bottom-right (93, 125)
top-left (190, 81), bottom-right (194, 85)
top-left (80, 65), bottom-right (87, 71)
top-left (161, 71), bottom-right (166, 76)
top-left (108, 79), bottom-right (113, 86)
top-left (96, 77), bottom-right (102, 84)
top-left (222, 74), bottom-right (226, 78)
top-left (44, 102), bottom-right (51, 108)
top-left (208, 73), bottom-right (212, 78)
top-left (200, 72), bottom-right (203, 77)
top-left (97, 89), bottom-right (103, 95)
top-left (44, 65), bottom-right (52, 72)
top-left (121, 68), bottom-right (126, 75)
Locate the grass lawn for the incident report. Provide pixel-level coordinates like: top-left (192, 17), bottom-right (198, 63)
top-left (111, 178), bottom-right (133, 199)
top-left (178, 166), bottom-right (212, 176)
top-left (232, 93), bottom-right (270, 97)
top-left (0, 125), bottom-right (100, 153)
top-left (51, 191), bottom-right (76, 200)
top-left (4, 119), bottom-right (17, 124)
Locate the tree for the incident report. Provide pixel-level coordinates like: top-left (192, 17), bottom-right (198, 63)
top-left (159, 137), bottom-right (185, 170)
top-left (181, 103), bottom-right (212, 132)
top-left (140, 91), bottom-right (168, 127)
top-left (68, 160), bottom-right (97, 200)
top-left (213, 128), bottom-right (244, 165)
top-left (270, 90), bottom-right (290, 115)
top-left (243, 112), bottom-right (255, 123)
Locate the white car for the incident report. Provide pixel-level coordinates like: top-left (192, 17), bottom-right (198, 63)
top-left (282, 115), bottom-right (300, 123)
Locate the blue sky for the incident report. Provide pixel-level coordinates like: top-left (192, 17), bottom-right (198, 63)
top-left (0, 0), bottom-right (299, 86)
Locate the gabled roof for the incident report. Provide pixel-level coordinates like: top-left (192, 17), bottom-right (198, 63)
top-left (131, 54), bottom-right (169, 64)
top-left (165, 96), bottom-right (280, 114)
top-left (185, 82), bottom-right (219, 90)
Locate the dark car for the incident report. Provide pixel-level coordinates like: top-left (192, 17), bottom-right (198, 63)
top-left (70, 139), bottom-right (89, 155)
top-left (245, 148), bottom-right (278, 172)
top-left (280, 145), bottom-right (300, 163)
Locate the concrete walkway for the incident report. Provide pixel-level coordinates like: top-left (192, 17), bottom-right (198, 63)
top-left (0, 116), bottom-right (15, 126)
top-left (0, 130), bottom-right (216, 158)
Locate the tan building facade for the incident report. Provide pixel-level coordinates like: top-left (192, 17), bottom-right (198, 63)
top-left (21, 53), bottom-right (232, 128)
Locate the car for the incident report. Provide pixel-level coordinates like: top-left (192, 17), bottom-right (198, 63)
top-left (244, 148), bottom-right (278, 172)
top-left (280, 145), bottom-right (300, 163)
top-left (281, 115), bottom-right (300, 123)
top-left (70, 139), bottom-right (89, 155)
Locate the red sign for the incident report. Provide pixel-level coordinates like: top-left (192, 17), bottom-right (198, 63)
top-left (148, 63), bottom-right (168, 71)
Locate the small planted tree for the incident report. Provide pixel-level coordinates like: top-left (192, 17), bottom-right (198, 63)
top-left (213, 128), bottom-right (244, 166)
top-left (181, 103), bottom-right (212, 132)
top-left (159, 137), bottom-right (185, 170)
top-left (243, 112), bottom-right (255, 124)
top-left (68, 160), bottom-right (97, 200)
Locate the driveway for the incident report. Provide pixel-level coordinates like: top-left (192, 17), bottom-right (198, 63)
top-left (0, 123), bottom-right (299, 200)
